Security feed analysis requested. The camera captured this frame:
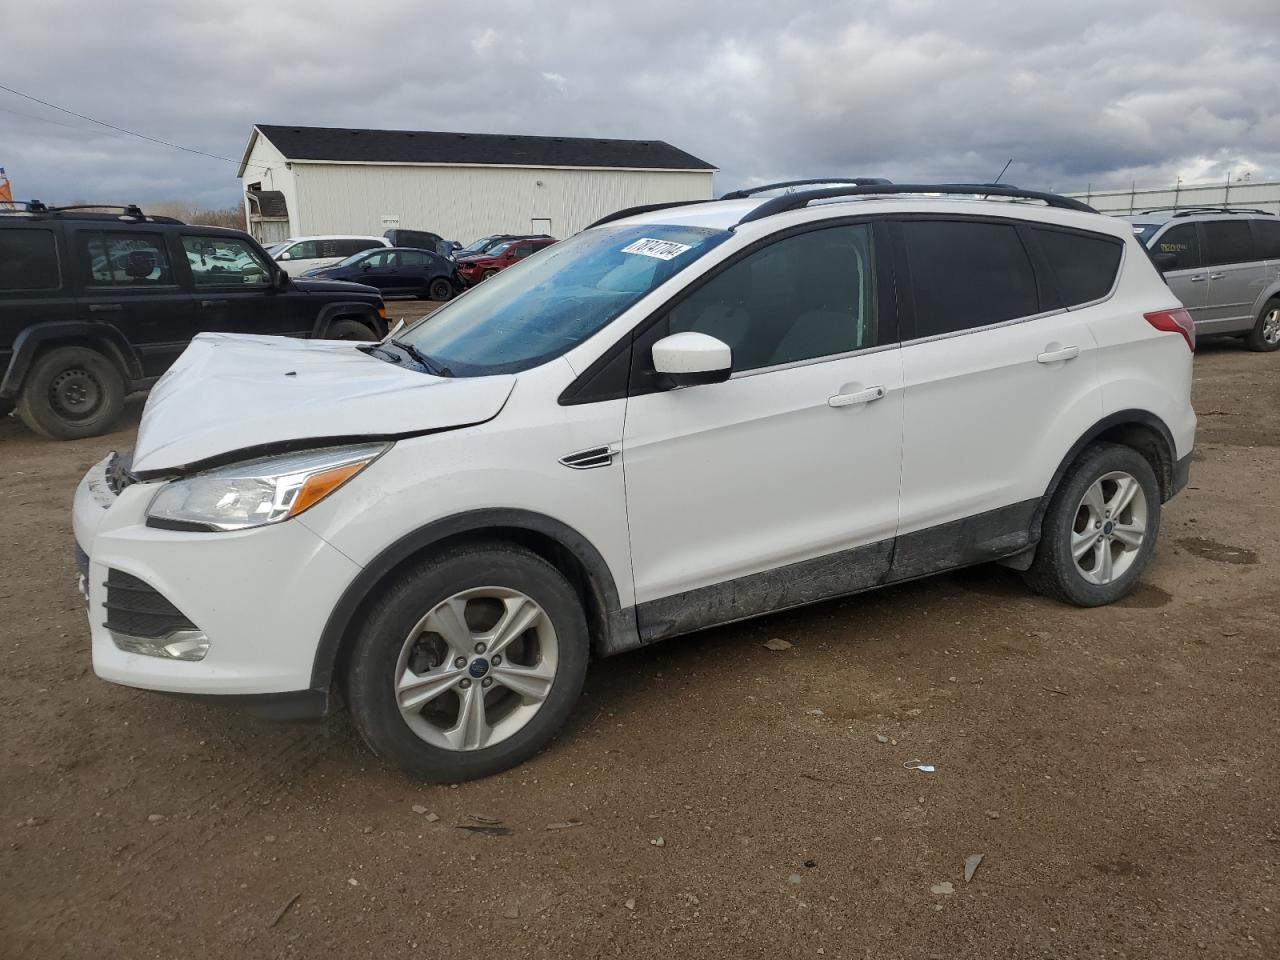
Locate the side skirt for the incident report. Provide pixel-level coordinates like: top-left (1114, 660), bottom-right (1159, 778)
top-left (622, 498), bottom-right (1041, 653)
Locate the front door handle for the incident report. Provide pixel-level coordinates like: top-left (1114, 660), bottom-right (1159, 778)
top-left (1189, 275), bottom-right (1207, 282)
top-left (828, 385), bottom-right (885, 408)
top-left (1037, 345), bottom-right (1080, 364)
top-left (88, 303), bottom-right (122, 313)
top-left (200, 299), bottom-right (229, 308)
top-left (1208, 273), bottom-right (1225, 280)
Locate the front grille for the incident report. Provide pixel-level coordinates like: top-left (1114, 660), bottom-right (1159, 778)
top-left (105, 450), bottom-right (137, 495)
top-left (103, 568), bottom-right (198, 639)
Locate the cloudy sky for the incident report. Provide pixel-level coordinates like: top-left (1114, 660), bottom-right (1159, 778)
top-left (2, 0), bottom-right (1277, 208)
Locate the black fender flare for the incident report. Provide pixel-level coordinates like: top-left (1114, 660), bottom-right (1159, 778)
top-left (0, 321), bottom-right (144, 400)
top-left (1031, 408), bottom-right (1181, 540)
top-left (309, 508), bottom-right (631, 692)
top-left (311, 301), bottom-right (387, 339)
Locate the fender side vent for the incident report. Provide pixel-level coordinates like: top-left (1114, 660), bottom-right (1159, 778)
top-left (560, 445), bottom-right (616, 470)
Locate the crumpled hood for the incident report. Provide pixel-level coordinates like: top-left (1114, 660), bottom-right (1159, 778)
top-left (131, 333), bottom-right (515, 474)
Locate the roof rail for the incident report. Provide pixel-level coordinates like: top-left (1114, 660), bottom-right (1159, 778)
top-left (0, 201), bottom-right (184, 224)
top-left (736, 182), bottom-right (1097, 225)
top-left (586, 200), bottom-right (707, 230)
top-left (1166, 206), bottom-right (1274, 218)
top-left (718, 178), bottom-right (892, 200)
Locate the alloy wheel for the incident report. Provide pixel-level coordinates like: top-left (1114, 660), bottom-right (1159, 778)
top-left (393, 587), bottom-right (558, 751)
top-left (1071, 470), bottom-right (1148, 585)
top-left (1263, 307), bottom-right (1280, 345)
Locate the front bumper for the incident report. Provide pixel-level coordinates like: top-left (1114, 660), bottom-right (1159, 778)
top-left (73, 454), bottom-right (362, 712)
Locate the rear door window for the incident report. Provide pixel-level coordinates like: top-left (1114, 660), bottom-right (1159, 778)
top-left (900, 219), bottom-right (1039, 337)
top-left (0, 228), bottom-right (60, 291)
top-left (1202, 220), bottom-right (1256, 266)
top-left (1250, 219), bottom-right (1280, 260)
top-left (1151, 223), bottom-right (1200, 270)
top-left (337, 238), bottom-right (379, 257)
top-left (1033, 228), bottom-right (1123, 306)
top-left (79, 232), bottom-right (173, 286)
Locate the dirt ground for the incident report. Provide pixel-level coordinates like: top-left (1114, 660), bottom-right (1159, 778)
top-left (1, 334), bottom-right (1277, 960)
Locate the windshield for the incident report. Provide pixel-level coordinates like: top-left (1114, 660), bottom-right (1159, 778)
top-left (336, 249), bottom-right (372, 267)
top-left (401, 223), bottom-right (730, 376)
top-left (460, 236), bottom-right (500, 254)
top-left (263, 242), bottom-right (288, 256)
top-left (1130, 223), bottom-right (1161, 244)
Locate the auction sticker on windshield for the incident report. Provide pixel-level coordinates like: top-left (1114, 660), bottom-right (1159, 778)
top-left (621, 238), bottom-right (693, 260)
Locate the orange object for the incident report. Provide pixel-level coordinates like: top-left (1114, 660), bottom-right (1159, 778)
top-left (289, 462), bottom-right (365, 517)
top-left (0, 168), bottom-right (13, 206)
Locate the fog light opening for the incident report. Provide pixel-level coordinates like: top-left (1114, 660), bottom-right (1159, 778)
top-left (109, 629), bottom-right (210, 662)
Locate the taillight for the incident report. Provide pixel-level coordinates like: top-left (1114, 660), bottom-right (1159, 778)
top-left (1144, 308), bottom-right (1195, 352)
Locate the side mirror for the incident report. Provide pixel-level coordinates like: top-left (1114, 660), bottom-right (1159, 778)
top-left (279, 250), bottom-right (292, 261)
top-left (1150, 252), bottom-right (1178, 273)
top-left (361, 262), bottom-right (372, 270)
top-left (274, 269), bottom-right (290, 290)
top-left (652, 332), bottom-right (732, 387)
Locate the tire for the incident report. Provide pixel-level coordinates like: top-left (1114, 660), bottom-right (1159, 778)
top-left (1023, 443), bottom-right (1162, 607)
top-left (346, 542), bottom-right (590, 782)
top-left (428, 278), bottom-right (454, 302)
top-left (0, 398), bottom-right (13, 419)
top-left (1244, 298), bottom-right (1280, 352)
top-left (327, 318), bottom-right (378, 342)
top-left (482, 269), bottom-right (498, 281)
top-left (15, 345), bottom-right (125, 440)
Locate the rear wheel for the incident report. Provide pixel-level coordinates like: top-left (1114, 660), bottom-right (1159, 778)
top-left (1023, 443), bottom-right (1162, 606)
top-left (1244, 298), bottom-right (1280, 352)
top-left (428, 278), bottom-right (454, 302)
top-left (346, 542), bottom-right (590, 782)
top-left (15, 345), bottom-right (125, 440)
top-left (482, 269), bottom-right (498, 281)
top-left (327, 318), bottom-right (378, 341)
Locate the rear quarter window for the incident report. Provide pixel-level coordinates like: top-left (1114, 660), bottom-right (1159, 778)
top-left (1033, 228), bottom-right (1123, 307)
top-left (1251, 218), bottom-right (1280, 260)
top-left (0, 228), bottom-right (60, 291)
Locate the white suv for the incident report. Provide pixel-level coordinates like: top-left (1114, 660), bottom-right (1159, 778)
top-left (72, 182), bottom-right (1197, 781)
top-left (267, 235), bottom-right (390, 276)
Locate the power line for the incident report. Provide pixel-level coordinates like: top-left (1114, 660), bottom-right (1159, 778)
top-left (0, 81), bottom-right (277, 172)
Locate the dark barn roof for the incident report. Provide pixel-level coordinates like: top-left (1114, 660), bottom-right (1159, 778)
top-left (246, 125), bottom-right (715, 173)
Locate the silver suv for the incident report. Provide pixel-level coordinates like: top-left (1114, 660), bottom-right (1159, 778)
top-left (1124, 208), bottom-right (1280, 351)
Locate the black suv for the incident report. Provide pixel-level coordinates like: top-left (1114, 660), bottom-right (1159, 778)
top-left (1, 203), bottom-right (389, 440)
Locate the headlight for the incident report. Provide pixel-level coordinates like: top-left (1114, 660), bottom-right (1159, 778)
top-left (146, 443), bottom-right (389, 532)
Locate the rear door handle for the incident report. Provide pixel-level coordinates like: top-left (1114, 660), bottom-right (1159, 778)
top-left (1208, 273), bottom-right (1225, 280)
top-left (828, 386), bottom-right (885, 408)
top-left (200, 299), bottom-right (229, 308)
top-left (1189, 275), bottom-right (1207, 282)
top-left (1037, 345), bottom-right (1080, 364)
top-left (88, 303), bottom-right (122, 313)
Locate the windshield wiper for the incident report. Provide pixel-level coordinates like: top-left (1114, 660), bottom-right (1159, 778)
top-left (391, 338), bottom-right (453, 377)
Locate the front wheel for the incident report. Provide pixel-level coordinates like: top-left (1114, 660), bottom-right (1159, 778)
top-left (428, 278), bottom-right (454, 302)
top-left (1023, 443), bottom-right (1162, 606)
top-left (346, 543), bottom-right (589, 782)
top-left (16, 345), bottom-right (125, 440)
top-left (1244, 298), bottom-right (1280, 352)
top-left (327, 318), bottom-right (378, 341)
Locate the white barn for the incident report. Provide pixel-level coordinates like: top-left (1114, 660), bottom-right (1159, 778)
top-left (237, 124), bottom-right (716, 245)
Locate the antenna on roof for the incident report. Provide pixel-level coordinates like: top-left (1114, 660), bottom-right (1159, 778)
top-left (991, 158), bottom-right (1014, 186)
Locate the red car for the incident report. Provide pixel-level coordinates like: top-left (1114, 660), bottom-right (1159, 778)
top-left (455, 235), bottom-right (556, 285)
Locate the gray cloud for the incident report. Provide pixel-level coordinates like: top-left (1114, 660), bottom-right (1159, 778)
top-left (2, 0), bottom-right (1277, 208)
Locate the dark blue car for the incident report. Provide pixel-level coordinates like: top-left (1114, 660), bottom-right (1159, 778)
top-left (302, 246), bottom-right (460, 301)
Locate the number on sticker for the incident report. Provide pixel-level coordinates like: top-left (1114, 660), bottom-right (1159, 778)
top-left (621, 238), bottom-right (693, 261)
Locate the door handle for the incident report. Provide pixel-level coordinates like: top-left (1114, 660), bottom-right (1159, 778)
top-left (88, 303), bottom-right (122, 313)
top-left (1036, 345), bottom-right (1080, 364)
top-left (200, 299), bottom-right (229, 308)
top-left (1189, 275), bottom-right (1207, 282)
top-left (828, 385), bottom-right (885, 408)
top-left (1208, 273), bottom-right (1225, 280)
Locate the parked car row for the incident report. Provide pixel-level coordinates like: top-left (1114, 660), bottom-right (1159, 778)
top-left (1, 203), bottom-right (388, 439)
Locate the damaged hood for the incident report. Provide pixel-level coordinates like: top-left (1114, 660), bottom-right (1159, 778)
top-left (131, 333), bottom-right (515, 474)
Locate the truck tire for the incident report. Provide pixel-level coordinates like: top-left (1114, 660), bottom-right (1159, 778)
top-left (327, 318), bottom-right (378, 341)
top-left (15, 345), bottom-right (125, 440)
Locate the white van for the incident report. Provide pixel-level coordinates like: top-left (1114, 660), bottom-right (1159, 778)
top-left (268, 235), bottom-right (390, 276)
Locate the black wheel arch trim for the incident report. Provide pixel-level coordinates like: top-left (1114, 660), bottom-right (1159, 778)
top-left (0, 321), bottom-right (143, 399)
top-left (1033, 408), bottom-right (1183, 540)
top-left (313, 301), bottom-right (387, 339)
top-left (308, 508), bottom-right (633, 692)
